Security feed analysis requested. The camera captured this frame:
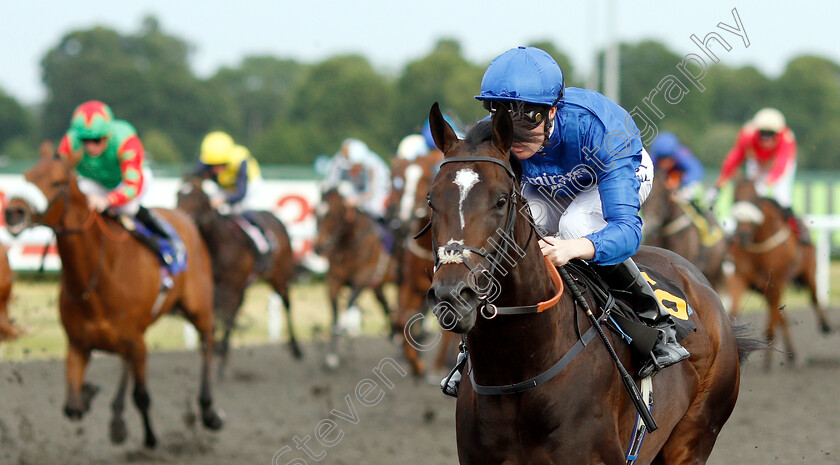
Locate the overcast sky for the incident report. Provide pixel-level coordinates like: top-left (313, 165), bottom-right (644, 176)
top-left (2, 0), bottom-right (838, 105)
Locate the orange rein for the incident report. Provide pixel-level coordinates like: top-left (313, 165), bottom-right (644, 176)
top-left (536, 256), bottom-right (565, 312)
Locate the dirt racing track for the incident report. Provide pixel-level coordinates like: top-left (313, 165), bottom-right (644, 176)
top-left (0, 308), bottom-right (838, 465)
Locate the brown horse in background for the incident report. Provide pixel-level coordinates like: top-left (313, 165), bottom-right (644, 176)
top-left (425, 103), bottom-right (755, 464)
top-left (4, 154), bottom-right (222, 448)
top-left (727, 178), bottom-right (831, 369)
top-left (177, 176), bottom-right (302, 376)
top-left (386, 150), bottom-right (460, 378)
top-left (313, 188), bottom-right (396, 368)
top-left (0, 243), bottom-right (22, 340)
top-left (642, 166), bottom-right (727, 289)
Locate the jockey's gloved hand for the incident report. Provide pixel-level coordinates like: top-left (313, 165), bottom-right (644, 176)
top-left (87, 195), bottom-right (110, 212)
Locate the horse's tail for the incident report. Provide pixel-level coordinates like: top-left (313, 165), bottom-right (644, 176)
top-left (732, 322), bottom-right (769, 365)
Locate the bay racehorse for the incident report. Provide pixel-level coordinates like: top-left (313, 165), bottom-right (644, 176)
top-left (424, 103), bottom-right (757, 464)
top-left (727, 178), bottom-right (831, 369)
top-left (642, 166), bottom-right (727, 289)
top-left (313, 188), bottom-right (395, 368)
top-left (177, 176), bottom-right (302, 375)
top-left (4, 153), bottom-right (222, 448)
top-left (0, 242), bottom-right (21, 340)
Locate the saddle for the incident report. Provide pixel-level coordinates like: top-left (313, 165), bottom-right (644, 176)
top-left (126, 210), bottom-right (188, 276)
top-left (231, 211), bottom-right (277, 271)
top-left (564, 261), bottom-right (696, 359)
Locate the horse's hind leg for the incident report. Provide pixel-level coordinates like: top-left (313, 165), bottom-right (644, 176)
top-left (108, 360), bottom-right (130, 444)
top-left (126, 341), bottom-right (157, 448)
top-left (326, 278), bottom-right (343, 369)
top-left (373, 285), bottom-right (394, 338)
top-left (63, 343), bottom-right (98, 421)
top-left (275, 286), bottom-right (303, 359)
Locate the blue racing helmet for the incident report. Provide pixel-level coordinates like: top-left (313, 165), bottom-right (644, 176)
top-left (475, 46), bottom-right (565, 106)
top-left (650, 132), bottom-right (680, 158)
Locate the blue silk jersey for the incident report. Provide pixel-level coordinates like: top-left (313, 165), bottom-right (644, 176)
top-left (520, 87), bottom-right (645, 265)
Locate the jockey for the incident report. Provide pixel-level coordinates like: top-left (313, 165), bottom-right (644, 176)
top-left (195, 131), bottom-right (272, 261)
top-left (714, 108), bottom-right (806, 240)
top-left (649, 132), bottom-right (705, 204)
top-left (442, 47), bottom-right (688, 396)
top-left (57, 100), bottom-right (176, 266)
top-left (324, 138), bottom-right (391, 220)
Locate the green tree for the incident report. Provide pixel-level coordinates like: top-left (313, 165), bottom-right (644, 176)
top-left (40, 16), bottom-right (238, 162)
top-left (706, 64), bottom-right (773, 125)
top-left (774, 55), bottom-right (840, 169)
top-left (395, 39), bottom-right (485, 138)
top-left (0, 88), bottom-right (35, 156)
top-left (210, 56), bottom-right (307, 147)
top-left (267, 54), bottom-right (395, 163)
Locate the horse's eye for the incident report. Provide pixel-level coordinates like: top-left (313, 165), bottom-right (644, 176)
top-left (427, 195), bottom-right (433, 207)
top-left (497, 196), bottom-right (508, 208)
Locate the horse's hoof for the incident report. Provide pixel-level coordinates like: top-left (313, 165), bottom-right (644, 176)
top-left (325, 353), bottom-right (340, 370)
top-left (289, 343), bottom-right (304, 360)
top-left (202, 411), bottom-right (224, 431)
top-left (144, 433), bottom-right (158, 449)
top-left (820, 323), bottom-right (832, 335)
top-left (80, 383), bottom-right (100, 409)
top-left (109, 418), bottom-right (128, 444)
top-left (63, 406), bottom-right (84, 421)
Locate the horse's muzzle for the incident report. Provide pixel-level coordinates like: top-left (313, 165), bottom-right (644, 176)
top-left (427, 281), bottom-right (478, 333)
top-left (3, 204), bottom-right (31, 236)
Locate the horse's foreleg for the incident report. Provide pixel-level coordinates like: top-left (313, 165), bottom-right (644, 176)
top-left (725, 274), bottom-right (748, 321)
top-left (198, 323), bottom-right (224, 431)
top-left (109, 360), bottom-right (130, 444)
top-left (278, 289), bottom-right (303, 359)
top-left (768, 286), bottom-right (796, 368)
top-left (326, 278), bottom-right (342, 369)
top-left (397, 284), bottom-right (426, 377)
top-left (63, 344), bottom-right (97, 421)
top-left (127, 342), bottom-right (157, 448)
top-left (373, 285), bottom-right (394, 338)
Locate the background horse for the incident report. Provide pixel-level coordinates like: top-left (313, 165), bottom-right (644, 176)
top-left (642, 166), bottom-right (727, 290)
top-left (0, 243), bottom-right (22, 340)
top-left (313, 188), bottom-right (395, 368)
top-left (425, 103), bottom-right (756, 464)
top-left (4, 154), bottom-right (222, 448)
top-left (727, 178), bottom-right (831, 369)
top-left (177, 176), bottom-right (301, 375)
top-left (386, 149), bottom-right (459, 378)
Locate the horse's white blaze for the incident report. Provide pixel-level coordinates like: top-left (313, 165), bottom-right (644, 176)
top-left (201, 179), bottom-right (220, 196)
top-left (8, 181), bottom-right (49, 214)
top-left (178, 183), bottom-right (194, 194)
top-left (399, 164), bottom-right (424, 222)
top-left (730, 201), bottom-right (765, 224)
top-left (454, 169), bottom-right (480, 229)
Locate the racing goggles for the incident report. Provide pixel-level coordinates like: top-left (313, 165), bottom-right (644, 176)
top-left (484, 101), bottom-right (550, 129)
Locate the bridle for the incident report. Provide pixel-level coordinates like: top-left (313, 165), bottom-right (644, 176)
top-left (419, 155), bottom-right (563, 319)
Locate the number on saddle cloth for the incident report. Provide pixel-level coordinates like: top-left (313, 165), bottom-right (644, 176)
top-left (636, 265), bottom-right (697, 341)
top-left (132, 211), bottom-right (188, 275)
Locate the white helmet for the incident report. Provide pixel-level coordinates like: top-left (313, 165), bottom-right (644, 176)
top-left (341, 138), bottom-right (370, 163)
top-left (751, 108), bottom-right (786, 132)
top-left (396, 134), bottom-right (429, 161)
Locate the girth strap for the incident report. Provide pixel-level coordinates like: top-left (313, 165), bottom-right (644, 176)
top-left (468, 325), bottom-right (598, 395)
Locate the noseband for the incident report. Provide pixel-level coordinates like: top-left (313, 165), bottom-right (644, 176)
top-left (422, 155), bottom-right (563, 318)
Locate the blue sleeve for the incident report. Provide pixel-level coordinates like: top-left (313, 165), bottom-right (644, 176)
top-left (581, 122), bottom-right (643, 265)
top-left (226, 161), bottom-right (249, 204)
top-left (673, 147), bottom-right (704, 186)
top-left (193, 161), bottom-right (214, 178)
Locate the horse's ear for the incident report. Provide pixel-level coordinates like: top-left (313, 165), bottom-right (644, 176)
top-left (428, 102), bottom-right (458, 154)
top-left (39, 140), bottom-right (54, 159)
top-left (491, 106), bottom-right (514, 156)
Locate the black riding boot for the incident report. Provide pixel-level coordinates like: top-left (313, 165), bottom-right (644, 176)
top-left (599, 258), bottom-right (690, 378)
top-left (134, 207), bottom-right (176, 266)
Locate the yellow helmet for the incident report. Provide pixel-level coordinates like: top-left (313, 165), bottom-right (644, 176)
top-left (200, 131), bottom-right (235, 165)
